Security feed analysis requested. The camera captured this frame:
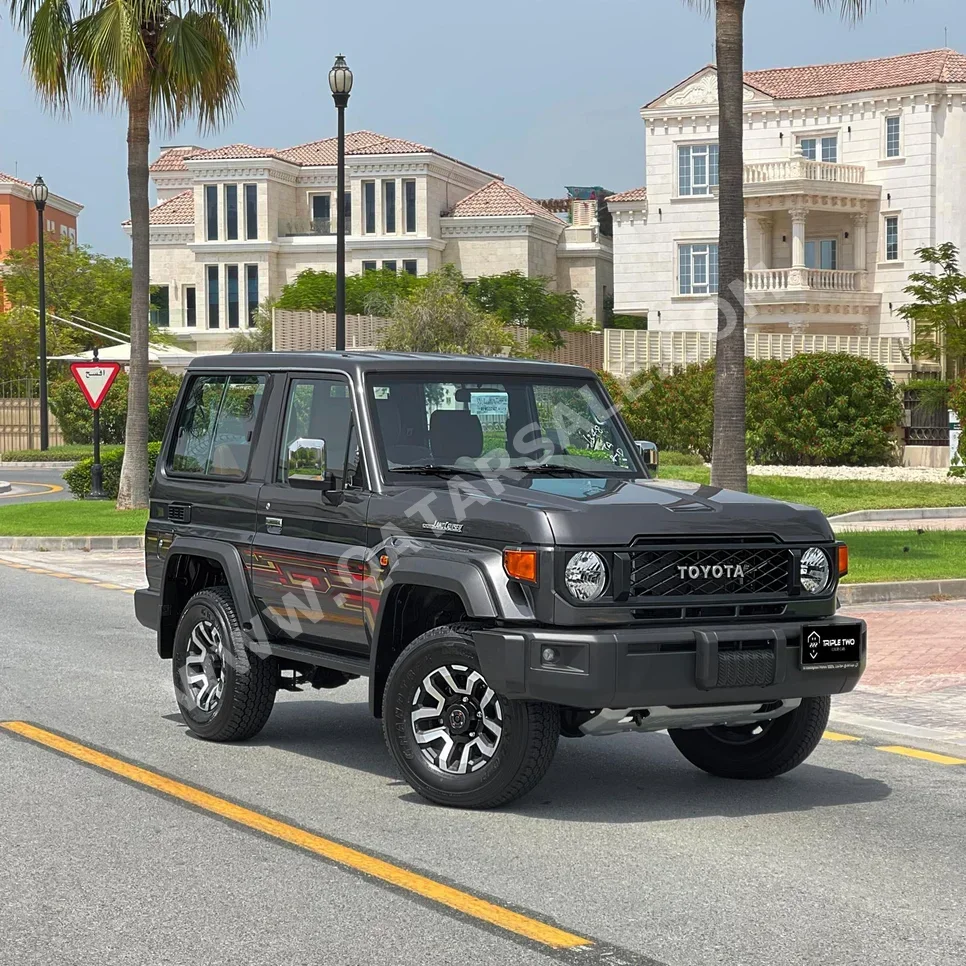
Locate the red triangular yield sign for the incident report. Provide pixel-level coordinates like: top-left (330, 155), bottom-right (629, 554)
top-left (70, 361), bottom-right (122, 410)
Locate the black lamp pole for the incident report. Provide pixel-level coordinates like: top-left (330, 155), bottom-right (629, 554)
top-left (329, 55), bottom-right (353, 352)
top-left (31, 176), bottom-right (50, 451)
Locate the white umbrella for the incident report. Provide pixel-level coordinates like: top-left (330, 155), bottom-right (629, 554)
top-left (51, 343), bottom-right (197, 369)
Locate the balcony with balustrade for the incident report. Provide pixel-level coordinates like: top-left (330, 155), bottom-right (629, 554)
top-left (743, 158), bottom-right (881, 206)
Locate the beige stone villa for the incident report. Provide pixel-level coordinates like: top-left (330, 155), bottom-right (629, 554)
top-left (132, 131), bottom-right (613, 350)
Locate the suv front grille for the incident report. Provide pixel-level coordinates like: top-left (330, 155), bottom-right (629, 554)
top-left (629, 544), bottom-right (792, 598)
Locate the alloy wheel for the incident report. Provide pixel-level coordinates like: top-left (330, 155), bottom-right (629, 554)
top-left (183, 620), bottom-right (227, 713)
top-left (410, 664), bottom-right (503, 775)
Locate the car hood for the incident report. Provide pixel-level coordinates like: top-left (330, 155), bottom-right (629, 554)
top-left (483, 475), bottom-right (834, 545)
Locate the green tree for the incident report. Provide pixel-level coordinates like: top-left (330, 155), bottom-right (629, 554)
top-left (276, 268), bottom-right (425, 315)
top-left (228, 299), bottom-right (274, 352)
top-left (684, 0), bottom-right (879, 491)
top-left (10, 0), bottom-right (270, 509)
top-left (3, 237), bottom-right (132, 335)
top-left (900, 243), bottom-right (966, 376)
top-left (466, 271), bottom-right (580, 349)
top-left (379, 270), bottom-right (513, 356)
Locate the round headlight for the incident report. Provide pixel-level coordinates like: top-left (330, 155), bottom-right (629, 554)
top-left (565, 551), bottom-right (608, 601)
top-left (800, 547), bottom-right (832, 595)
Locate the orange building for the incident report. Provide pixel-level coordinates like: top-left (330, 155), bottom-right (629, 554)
top-left (0, 171), bottom-right (83, 308)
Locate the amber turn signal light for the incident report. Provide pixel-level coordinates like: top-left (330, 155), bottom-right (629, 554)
top-left (838, 544), bottom-right (849, 577)
top-left (504, 549), bottom-right (538, 584)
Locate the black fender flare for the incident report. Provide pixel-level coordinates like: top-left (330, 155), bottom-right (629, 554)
top-left (367, 556), bottom-right (498, 715)
top-left (159, 537), bottom-right (269, 658)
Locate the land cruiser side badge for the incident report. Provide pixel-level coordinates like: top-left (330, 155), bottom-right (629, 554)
top-left (423, 521), bottom-right (464, 534)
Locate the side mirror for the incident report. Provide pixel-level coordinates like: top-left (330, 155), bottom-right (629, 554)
top-left (636, 440), bottom-right (659, 476)
top-left (287, 437), bottom-right (327, 488)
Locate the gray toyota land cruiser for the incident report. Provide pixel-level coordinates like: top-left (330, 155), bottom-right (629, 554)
top-left (135, 352), bottom-right (865, 808)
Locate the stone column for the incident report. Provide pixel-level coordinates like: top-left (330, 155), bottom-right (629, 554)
top-left (756, 216), bottom-right (773, 270)
top-left (853, 211), bottom-right (868, 276)
top-left (789, 206), bottom-right (808, 289)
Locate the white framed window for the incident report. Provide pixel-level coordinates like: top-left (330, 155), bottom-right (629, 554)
top-left (885, 115), bottom-right (902, 158)
top-left (678, 242), bottom-right (719, 296)
top-left (883, 214), bottom-right (900, 262)
top-left (678, 143), bottom-right (718, 197)
top-left (799, 135), bottom-right (838, 163)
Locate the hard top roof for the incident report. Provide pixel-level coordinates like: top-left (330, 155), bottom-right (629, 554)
top-left (188, 351), bottom-right (595, 378)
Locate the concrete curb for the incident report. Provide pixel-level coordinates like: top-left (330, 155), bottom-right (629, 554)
top-left (830, 506), bottom-right (966, 524)
top-left (0, 481), bottom-right (10, 494)
top-left (0, 461), bottom-right (77, 470)
top-left (839, 578), bottom-right (966, 606)
top-left (828, 709), bottom-right (966, 749)
top-left (0, 536), bottom-right (144, 551)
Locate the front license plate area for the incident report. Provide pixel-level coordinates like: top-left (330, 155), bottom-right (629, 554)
top-left (801, 623), bottom-right (862, 670)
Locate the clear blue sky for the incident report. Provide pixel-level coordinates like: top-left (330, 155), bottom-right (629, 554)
top-left (2, 0), bottom-right (963, 257)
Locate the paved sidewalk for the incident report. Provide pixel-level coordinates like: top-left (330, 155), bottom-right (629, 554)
top-left (0, 550), bottom-right (145, 589)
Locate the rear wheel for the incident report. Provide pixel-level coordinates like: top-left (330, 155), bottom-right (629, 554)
top-left (668, 696), bottom-right (830, 779)
top-left (382, 624), bottom-right (559, 808)
top-left (172, 586), bottom-right (277, 742)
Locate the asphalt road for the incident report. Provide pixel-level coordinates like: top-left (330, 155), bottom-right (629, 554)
top-left (0, 466), bottom-right (72, 504)
top-left (1, 565), bottom-right (964, 966)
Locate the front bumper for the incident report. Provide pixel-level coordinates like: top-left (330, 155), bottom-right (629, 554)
top-left (472, 617), bottom-right (866, 709)
top-left (134, 588), bottom-right (160, 631)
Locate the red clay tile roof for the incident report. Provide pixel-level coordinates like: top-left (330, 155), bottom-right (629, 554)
top-left (123, 189), bottom-right (194, 227)
top-left (0, 171), bottom-right (33, 187)
top-left (747, 48), bottom-right (966, 99)
top-left (149, 130), bottom-right (501, 178)
top-left (149, 146), bottom-right (202, 173)
top-left (606, 186), bottom-right (647, 203)
top-left (444, 180), bottom-right (564, 224)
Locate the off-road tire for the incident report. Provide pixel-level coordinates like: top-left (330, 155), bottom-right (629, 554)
top-left (172, 586), bottom-right (278, 742)
top-left (668, 696), bottom-right (831, 779)
top-left (383, 623), bottom-right (559, 809)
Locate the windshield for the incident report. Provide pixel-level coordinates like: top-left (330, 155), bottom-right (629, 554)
top-left (365, 372), bottom-right (644, 483)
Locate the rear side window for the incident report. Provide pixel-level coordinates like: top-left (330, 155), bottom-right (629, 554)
top-left (169, 373), bottom-right (267, 478)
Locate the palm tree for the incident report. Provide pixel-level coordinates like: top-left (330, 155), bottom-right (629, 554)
top-left (9, 0), bottom-right (270, 508)
top-left (684, 0), bottom-right (877, 491)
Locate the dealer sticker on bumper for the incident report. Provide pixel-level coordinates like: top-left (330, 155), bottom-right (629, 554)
top-left (801, 623), bottom-right (863, 670)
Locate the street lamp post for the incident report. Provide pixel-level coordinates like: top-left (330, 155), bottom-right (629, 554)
top-left (329, 54), bottom-right (353, 352)
top-left (31, 176), bottom-right (50, 451)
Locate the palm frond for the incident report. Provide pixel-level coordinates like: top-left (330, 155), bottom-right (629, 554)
top-left (9, 0), bottom-right (74, 110)
top-left (812, 0), bottom-right (882, 24)
top-left (198, 0), bottom-right (269, 44)
top-left (153, 8), bottom-right (240, 132)
top-left (71, 1), bottom-right (151, 108)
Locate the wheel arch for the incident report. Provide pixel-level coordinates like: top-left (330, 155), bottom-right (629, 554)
top-left (158, 537), bottom-right (262, 660)
top-left (368, 560), bottom-right (499, 718)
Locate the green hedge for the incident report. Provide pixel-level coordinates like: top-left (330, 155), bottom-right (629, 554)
top-left (64, 443), bottom-right (162, 499)
top-left (1, 444), bottom-right (124, 463)
top-left (609, 354), bottom-right (904, 467)
top-left (50, 370), bottom-right (181, 445)
top-left (951, 376), bottom-right (966, 476)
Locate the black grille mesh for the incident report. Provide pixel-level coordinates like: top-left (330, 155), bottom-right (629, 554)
top-left (630, 546), bottom-right (791, 598)
top-left (716, 650), bottom-right (776, 687)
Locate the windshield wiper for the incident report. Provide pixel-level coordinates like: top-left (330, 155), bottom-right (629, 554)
top-left (390, 465), bottom-right (484, 478)
top-left (521, 464), bottom-right (606, 477)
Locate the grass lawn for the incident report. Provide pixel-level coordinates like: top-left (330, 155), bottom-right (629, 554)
top-left (0, 501), bottom-right (148, 536)
top-left (660, 465), bottom-right (966, 518)
top-left (1, 444), bottom-right (123, 463)
top-left (841, 530), bottom-right (966, 584)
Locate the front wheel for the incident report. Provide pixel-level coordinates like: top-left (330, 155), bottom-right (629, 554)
top-left (382, 624), bottom-right (559, 809)
top-left (668, 696), bottom-right (831, 779)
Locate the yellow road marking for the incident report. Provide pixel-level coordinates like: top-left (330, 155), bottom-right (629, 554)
top-left (0, 482), bottom-right (63, 499)
top-left (0, 721), bottom-right (592, 951)
top-left (876, 745), bottom-right (966, 766)
top-left (824, 731), bottom-right (861, 742)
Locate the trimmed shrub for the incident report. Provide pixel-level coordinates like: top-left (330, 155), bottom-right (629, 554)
top-left (660, 450), bottom-right (705, 466)
top-left (64, 442), bottom-right (161, 500)
top-left (746, 354), bottom-right (903, 466)
top-left (603, 354), bottom-right (904, 467)
top-left (621, 362), bottom-right (716, 460)
top-left (950, 376), bottom-right (966, 476)
top-left (50, 369), bottom-right (182, 445)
